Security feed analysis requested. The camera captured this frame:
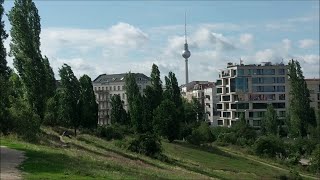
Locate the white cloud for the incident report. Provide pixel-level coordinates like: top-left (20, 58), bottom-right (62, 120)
top-left (282, 39), bottom-right (291, 52)
top-left (239, 33), bottom-right (254, 49)
top-left (298, 39), bottom-right (317, 49)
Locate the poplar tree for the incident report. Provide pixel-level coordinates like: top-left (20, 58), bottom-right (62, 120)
top-left (110, 94), bottom-right (127, 125)
top-left (79, 75), bottom-right (98, 129)
top-left (261, 104), bottom-right (278, 135)
top-left (8, 0), bottom-right (55, 119)
top-left (58, 64), bottom-right (81, 136)
top-left (0, 0), bottom-right (11, 133)
top-left (288, 60), bottom-right (316, 137)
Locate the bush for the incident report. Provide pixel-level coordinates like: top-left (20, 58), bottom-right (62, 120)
top-left (95, 125), bottom-right (124, 141)
top-left (128, 133), bottom-right (162, 157)
top-left (309, 144), bottom-right (320, 174)
top-left (9, 100), bottom-right (41, 142)
top-left (288, 138), bottom-right (317, 156)
top-left (186, 122), bottom-right (215, 145)
top-left (254, 135), bottom-right (286, 158)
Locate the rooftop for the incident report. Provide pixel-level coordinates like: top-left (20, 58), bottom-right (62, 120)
top-left (226, 61), bottom-right (286, 68)
top-left (93, 73), bottom-right (150, 83)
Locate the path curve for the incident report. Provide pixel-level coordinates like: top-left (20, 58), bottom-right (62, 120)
top-left (0, 146), bottom-right (25, 180)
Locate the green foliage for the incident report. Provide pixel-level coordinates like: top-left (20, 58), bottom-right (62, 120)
top-left (79, 74), bottom-right (98, 129)
top-left (148, 64), bottom-right (163, 110)
top-left (43, 96), bottom-right (58, 126)
top-left (95, 125), bottom-right (124, 141)
top-left (187, 122), bottom-right (215, 145)
top-left (9, 98), bottom-right (40, 142)
top-left (8, 0), bottom-right (53, 119)
top-left (254, 135), bottom-right (286, 158)
top-left (110, 94), bottom-right (128, 125)
top-left (310, 145), bottom-right (320, 174)
top-left (58, 64), bottom-right (81, 135)
top-left (153, 99), bottom-right (180, 142)
top-left (288, 60), bottom-right (315, 137)
top-left (42, 56), bottom-right (56, 98)
top-left (128, 133), bottom-right (162, 157)
top-left (261, 104), bottom-right (279, 136)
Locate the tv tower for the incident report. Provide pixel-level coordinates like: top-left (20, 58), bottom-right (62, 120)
top-left (182, 12), bottom-right (191, 84)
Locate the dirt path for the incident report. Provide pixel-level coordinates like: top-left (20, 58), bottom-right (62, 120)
top-left (0, 146), bottom-right (25, 180)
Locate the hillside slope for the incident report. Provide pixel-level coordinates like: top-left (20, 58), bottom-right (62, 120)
top-left (0, 127), bottom-right (317, 180)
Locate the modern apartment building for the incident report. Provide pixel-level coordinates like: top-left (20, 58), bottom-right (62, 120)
top-left (92, 73), bottom-right (151, 125)
top-left (181, 81), bottom-right (219, 124)
top-left (305, 79), bottom-right (320, 112)
top-left (216, 62), bottom-right (289, 127)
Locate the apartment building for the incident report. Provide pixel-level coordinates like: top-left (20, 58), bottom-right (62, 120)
top-left (92, 73), bottom-right (151, 125)
top-left (305, 79), bottom-right (320, 112)
top-left (216, 62), bottom-right (289, 127)
top-left (181, 81), bottom-right (219, 124)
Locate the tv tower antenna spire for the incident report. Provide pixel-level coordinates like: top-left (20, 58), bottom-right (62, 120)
top-left (182, 11), bottom-right (191, 84)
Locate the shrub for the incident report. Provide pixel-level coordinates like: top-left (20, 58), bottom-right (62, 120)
top-left (9, 100), bottom-right (41, 142)
top-left (95, 125), bottom-right (124, 141)
top-left (254, 135), bottom-right (286, 158)
top-left (186, 122), bottom-right (215, 145)
top-left (309, 144), bottom-right (320, 174)
top-left (128, 133), bottom-right (162, 157)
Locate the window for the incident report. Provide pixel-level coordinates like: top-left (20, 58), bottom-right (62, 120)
top-left (237, 103), bottom-right (249, 109)
top-left (276, 77), bottom-right (285, 83)
top-left (279, 94), bottom-right (285, 100)
top-left (102, 87), bottom-right (104, 90)
top-left (278, 69), bottom-right (285, 75)
top-left (109, 94), bottom-right (112, 98)
top-left (98, 87), bottom-right (101, 90)
top-left (122, 93), bottom-right (125, 99)
top-left (235, 77), bottom-right (248, 92)
top-left (226, 87), bottom-right (229, 93)
top-left (118, 86), bottom-right (120, 91)
top-left (223, 112), bottom-right (230, 118)
top-left (272, 103), bottom-right (285, 109)
top-left (226, 103), bottom-right (229, 109)
top-left (122, 86), bottom-right (125, 90)
top-left (222, 95), bottom-right (230, 101)
top-left (277, 86), bottom-right (285, 92)
top-left (216, 80), bottom-right (222, 86)
top-left (217, 104), bottom-right (223, 109)
top-left (95, 87), bottom-right (97, 91)
top-left (263, 69), bottom-right (275, 75)
top-left (238, 69), bottom-right (244, 76)
top-left (218, 120), bottom-right (223, 125)
top-left (217, 88), bottom-right (222, 93)
top-left (253, 103), bottom-right (267, 109)
top-left (113, 86), bottom-right (116, 91)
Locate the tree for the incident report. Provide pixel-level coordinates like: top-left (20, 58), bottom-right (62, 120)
top-left (261, 104), bottom-right (279, 136)
top-left (125, 72), bottom-right (144, 132)
top-left (110, 94), bottom-right (127, 125)
top-left (79, 75), bottom-right (98, 129)
top-left (58, 64), bottom-right (81, 136)
top-left (149, 64), bottom-right (163, 109)
top-left (8, 0), bottom-right (54, 119)
top-left (0, 0), bottom-right (11, 134)
top-left (43, 56), bottom-right (56, 98)
top-left (153, 99), bottom-right (180, 142)
top-left (288, 60), bottom-right (315, 137)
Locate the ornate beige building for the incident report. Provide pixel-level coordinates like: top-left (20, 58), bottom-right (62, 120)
top-left (92, 73), bottom-right (151, 125)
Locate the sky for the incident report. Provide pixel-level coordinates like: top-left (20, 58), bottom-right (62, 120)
top-left (3, 0), bottom-right (320, 84)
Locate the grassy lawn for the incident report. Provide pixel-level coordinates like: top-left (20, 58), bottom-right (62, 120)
top-left (0, 127), bottom-right (318, 179)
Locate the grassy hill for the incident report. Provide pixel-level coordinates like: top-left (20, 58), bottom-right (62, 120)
top-left (1, 127), bottom-right (318, 180)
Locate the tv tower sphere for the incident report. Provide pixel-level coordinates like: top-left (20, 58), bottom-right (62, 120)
top-left (182, 45), bottom-right (191, 59)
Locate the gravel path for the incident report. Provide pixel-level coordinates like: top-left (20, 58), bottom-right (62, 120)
top-left (0, 146), bottom-right (25, 180)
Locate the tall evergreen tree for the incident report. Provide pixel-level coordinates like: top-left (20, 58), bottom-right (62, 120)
top-left (79, 74), bottom-right (98, 129)
top-left (125, 72), bottom-right (144, 132)
top-left (261, 104), bottom-right (278, 135)
top-left (288, 60), bottom-right (315, 137)
top-left (43, 56), bottom-right (56, 97)
top-left (8, 0), bottom-right (54, 119)
top-left (58, 64), bottom-right (81, 136)
top-left (0, 0), bottom-right (10, 133)
top-left (110, 94), bottom-right (127, 125)
top-left (153, 99), bottom-right (179, 142)
top-left (149, 64), bottom-right (163, 109)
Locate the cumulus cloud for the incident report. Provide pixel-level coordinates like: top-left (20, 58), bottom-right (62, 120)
top-left (298, 39), bottom-right (317, 49)
top-left (282, 39), bottom-right (291, 52)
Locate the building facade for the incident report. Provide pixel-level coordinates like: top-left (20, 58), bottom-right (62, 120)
top-left (216, 62), bottom-right (289, 127)
top-left (92, 73), bottom-right (151, 125)
top-left (305, 79), bottom-right (320, 112)
top-left (181, 81), bottom-right (219, 125)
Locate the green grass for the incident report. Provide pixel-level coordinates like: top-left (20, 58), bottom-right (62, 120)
top-left (0, 127), bottom-right (318, 180)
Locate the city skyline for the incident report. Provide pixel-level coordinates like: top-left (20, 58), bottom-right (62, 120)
top-left (3, 1), bottom-right (319, 84)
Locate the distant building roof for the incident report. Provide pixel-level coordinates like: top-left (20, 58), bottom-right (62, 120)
top-left (180, 81), bottom-right (214, 91)
top-left (93, 73), bottom-right (150, 83)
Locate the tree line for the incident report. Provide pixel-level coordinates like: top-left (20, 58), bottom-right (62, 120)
top-left (0, 0), bottom-right (98, 141)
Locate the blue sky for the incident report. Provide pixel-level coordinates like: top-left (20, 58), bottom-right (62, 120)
top-left (3, 1), bottom-right (319, 84)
